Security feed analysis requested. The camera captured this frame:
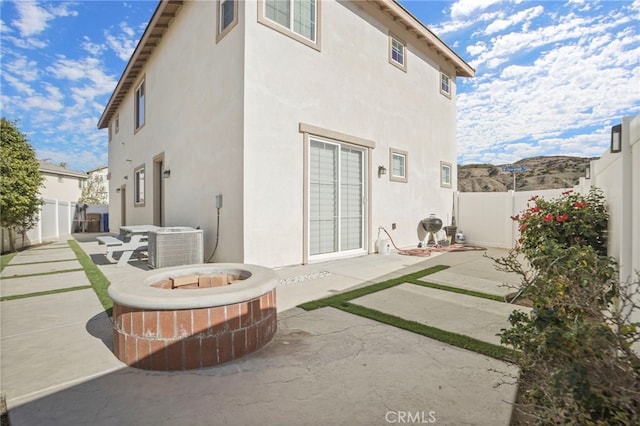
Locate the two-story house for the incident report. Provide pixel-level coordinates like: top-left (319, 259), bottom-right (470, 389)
top-left (98, 0), bottom-right (474, 267)
top-left (38, 160), bottom-right (88, 202)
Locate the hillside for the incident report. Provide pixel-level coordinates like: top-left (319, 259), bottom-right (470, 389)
top-left (458, 156), bottom-right (596, 192)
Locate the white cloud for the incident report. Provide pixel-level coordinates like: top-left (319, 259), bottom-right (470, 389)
top-left (12, 2), bottom-right (53, 37)
top-left (105, 22), bottom-right (140, 61)
top-left (82, 36), bottom-right (106, 56)
top-left (484, 5), bottom-right (544, 35)
top-left (450, 0), bottom-right (503, 20)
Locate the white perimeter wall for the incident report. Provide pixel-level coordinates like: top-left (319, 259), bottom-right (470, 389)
top-left (455, 189), bottom-right (569, 249)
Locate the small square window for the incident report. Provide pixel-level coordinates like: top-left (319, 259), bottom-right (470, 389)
top-left (440, 72), bottom-right (451, 97)
top-left (134, 165), bottom-right (145, 206)
top-left (440, 161), bottom-right (452, 188)
top-left (389, 34), bottom-right (406, 71)
top-left (389, 149), bottom-right (408, 183)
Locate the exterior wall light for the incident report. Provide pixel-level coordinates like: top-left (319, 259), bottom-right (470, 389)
top-left (378, 165), bottom-right (387, 177)
top-left (116, 188), bottom-right (121, 193)
top-left (611, 124), bottom-right (622, 153)
top-left (163, 169), bottom-right (171, 178)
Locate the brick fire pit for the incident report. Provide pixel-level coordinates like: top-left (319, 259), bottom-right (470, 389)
top-left (108, 264), bottom-right (277, 371)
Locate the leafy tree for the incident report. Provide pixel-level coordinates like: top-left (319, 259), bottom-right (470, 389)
top-left (0, 118), bottom-right (44, 252)
top-left (79, 173), bottom-right (108, 205)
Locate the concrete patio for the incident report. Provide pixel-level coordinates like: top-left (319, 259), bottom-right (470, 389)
top-left (1, 236), bottom-right (527, 425)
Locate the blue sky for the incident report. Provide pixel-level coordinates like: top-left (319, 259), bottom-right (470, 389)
top-left (1, 1), bottom-right (639, 172)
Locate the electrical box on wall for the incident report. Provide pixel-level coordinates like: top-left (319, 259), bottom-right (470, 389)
top-left (216, 194), bottom-right (223, 209)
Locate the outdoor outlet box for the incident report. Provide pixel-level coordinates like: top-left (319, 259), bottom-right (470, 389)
top-left (216, 194), bottom-right (223, 209)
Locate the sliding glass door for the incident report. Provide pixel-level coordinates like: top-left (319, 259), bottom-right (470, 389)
top-left (309, 138), bottom-right (365, 259)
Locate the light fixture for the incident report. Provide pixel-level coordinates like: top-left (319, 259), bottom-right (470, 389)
top-left (378, 165), bottom-right (387, 177)
top-left (163, 169), bottom-right (171, 178)
top-left (611, 124), bottom-right (622, 153)
top-left (116, 188), bottom-right (121, 193)
top-left (585, 165), bottom-right (591, 179)
top-left (124, 175), bottom-right (128, 180)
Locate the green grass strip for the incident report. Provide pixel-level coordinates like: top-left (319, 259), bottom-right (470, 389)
top-left (1, 268), bottom-right (84, 279)
top-left (299, 264), bottom-right (450, 310)
top-left (4, 258), bottom-right (78, 266)
top-left (0, 285), bottom-right (92, 301)
top-left (68, 239), bottom-right (112, 314)
top-left (333, 302), bottom-right (518, 363)
top-left (408, 279), bottom-right (504, 302)
top-left (1, 252), bottom-right (17, 272)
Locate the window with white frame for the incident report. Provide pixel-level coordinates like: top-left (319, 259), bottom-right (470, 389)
top-left (135, 79), bottom-right (145, 131)
top-left (440, 72), bottom-right (451, 97)
top-left (389, 35), bottom-right (406, 71)
top-left (440, 161), bottom-right (452, 188)
top-left (259, 0), bottom-right (318, 47)
top-left (390, 149), bottom-right (408, 183)
top-left (217, 0), bottom-right (237, 42)
top-left (134, 165), bottom-right (145, 205)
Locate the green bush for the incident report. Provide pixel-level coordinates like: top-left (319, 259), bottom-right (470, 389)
top-left (495, 189), bottom-right (640, 424)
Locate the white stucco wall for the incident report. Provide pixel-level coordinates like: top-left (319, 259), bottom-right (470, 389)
top-left (108, 1), bottom-right (246, 262)
top-left (105, 0), bottom-right (466, 268)
top-left (40, 174), bottom-right (84, 202)
top-left (243, 0), bottom-right (459, 266)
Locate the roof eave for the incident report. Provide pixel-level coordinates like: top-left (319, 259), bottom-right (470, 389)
top-left (97, 0), bottom-right (183, 129)
top-left (373, 0), bottom-right (475, 78)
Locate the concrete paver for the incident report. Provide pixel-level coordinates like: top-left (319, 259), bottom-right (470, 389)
top-left (8, 248), bottom-right (76, 264)
top-left (352, 283), bottom-right (530, 346)
top-left (0, 260), bottom-right (82, 278)
top-left (1, 290), bottom-right (123, 407)
top-left (0, 270), bottom-right (89, 298)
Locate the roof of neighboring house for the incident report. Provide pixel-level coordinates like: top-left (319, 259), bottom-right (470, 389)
top-left (87, 165), bottom-right (109, 174)
top-left (39, 161), bottom-right (88, 179)
top-left (97, 0), bottom-right (474, 130)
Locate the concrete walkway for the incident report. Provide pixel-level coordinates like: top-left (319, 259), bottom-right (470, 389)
top-left (1, 236), bottom-right (528, 425)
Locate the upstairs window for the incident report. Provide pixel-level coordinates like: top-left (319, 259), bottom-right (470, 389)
top-left (115, 115), bottom-right (119, 134)
top-left (389, 35), bottom-right (406, 71)
top-left (440, 72), bottom-right (451, 98)
top-left (134, 165), bottom-right (145, 205)
top-left (259, 0), bottom-right (319, 49)
top-left (135, 79), bottom-right (145, 131)
top-left (217, 0), bottom-right (237, 42)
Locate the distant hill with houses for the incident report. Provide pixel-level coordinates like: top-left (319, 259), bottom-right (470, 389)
top-left (458, 155), bottom-right (596, 192)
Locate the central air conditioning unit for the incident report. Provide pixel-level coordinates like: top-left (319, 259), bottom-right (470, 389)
top-left (147, 227), bottom-right (204, 269)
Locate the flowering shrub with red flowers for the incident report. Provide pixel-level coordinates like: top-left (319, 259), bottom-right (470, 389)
top-left (513, 188), bottom-right (609, 263)
top-left (495, 187), bottom-right (640, 424)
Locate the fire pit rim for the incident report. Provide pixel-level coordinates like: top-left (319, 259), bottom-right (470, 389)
top-left (108, 263), bottom-right (277, 310)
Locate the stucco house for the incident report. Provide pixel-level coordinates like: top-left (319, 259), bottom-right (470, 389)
top-left (98, 0), bottom-right (474, 268)
top-left (38, 160), bottom-right (88, 202)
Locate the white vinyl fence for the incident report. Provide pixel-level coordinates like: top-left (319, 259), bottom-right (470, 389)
top-left (1, 200), bottom-right (109, 252)
top-left (454, 188), bottom-right (570, 249)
